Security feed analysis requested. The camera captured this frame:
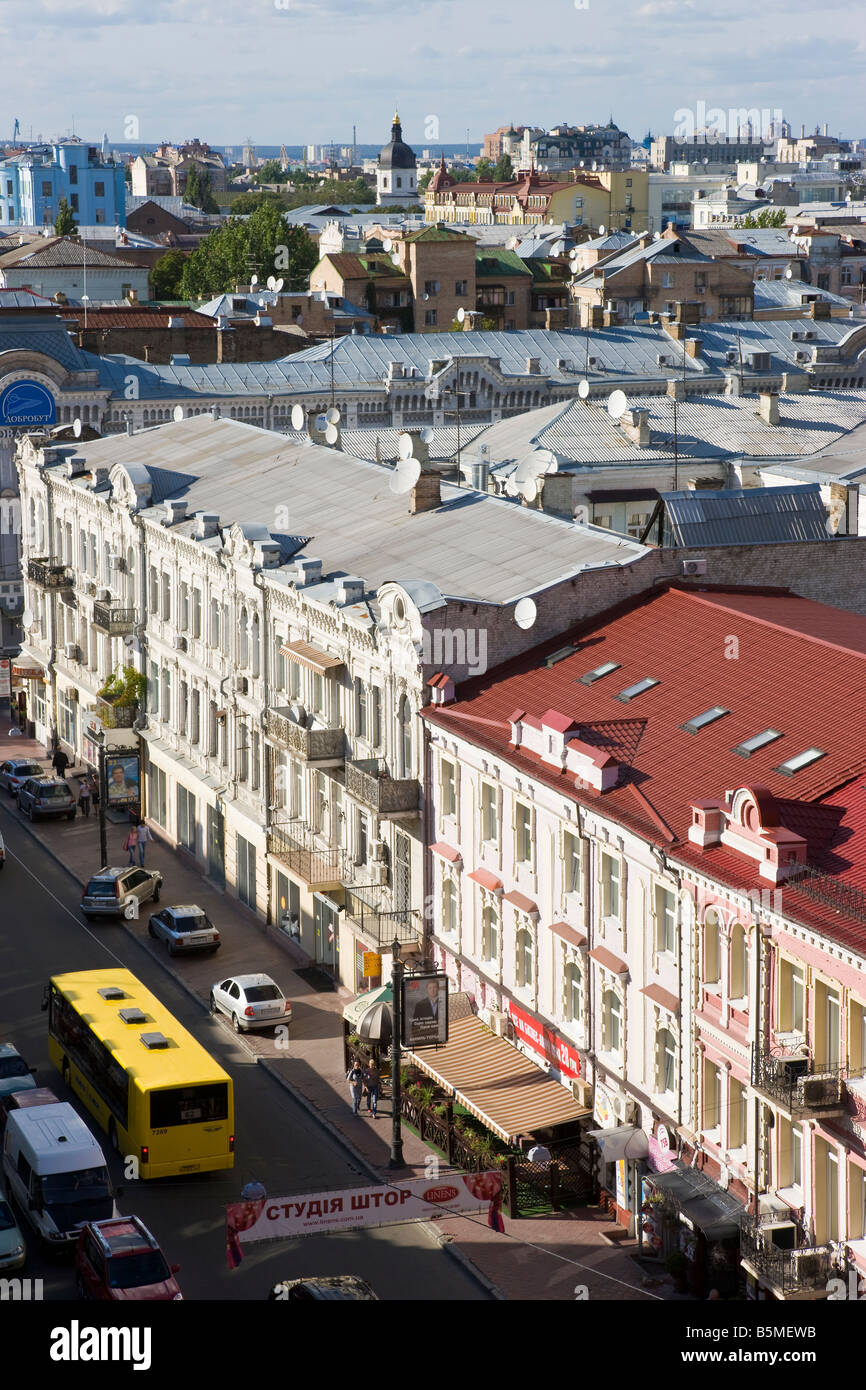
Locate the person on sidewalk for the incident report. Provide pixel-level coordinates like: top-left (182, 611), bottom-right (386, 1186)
top-left (135, 821), bottom-right (153, 866)
top-left (347, 1062), bottom-right (364, 1116)
top-left (77, 779), bottom-right (92, 817)
top-left (364, 1062), bottom-right (380, 1118)
top-left (124, 826), bottom-right (138, 866)
top-left (51, 747), bottom-right (69, 779)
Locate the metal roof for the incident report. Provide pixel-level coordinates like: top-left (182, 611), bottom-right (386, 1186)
top-left (661, 482), bottom-right (830, 546)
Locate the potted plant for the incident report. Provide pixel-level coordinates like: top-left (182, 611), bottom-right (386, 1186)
top-left (665, 1250), bottom-right (689, 1291)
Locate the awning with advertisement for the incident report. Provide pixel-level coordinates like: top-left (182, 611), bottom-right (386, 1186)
top-left (506, 999), bottom-right (582, 1082)
top-left (405, 1013), bottom-right (589, 1144)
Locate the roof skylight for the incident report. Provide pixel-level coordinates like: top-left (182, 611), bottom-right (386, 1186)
top-left (544, 644), bottom-right (578, 668)
top-left (775, 747), bottom-right (826, 777)
top-left (734, 729), bottom-right (782, 758)
top-left (579, 661), bottom-right (621, 686)
top-left (681, 706), bottom-right (729, 735)
top-left (615, 677), bottom-right (659, 703)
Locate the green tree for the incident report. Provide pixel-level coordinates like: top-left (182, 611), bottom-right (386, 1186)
top-left (741, 207), bottom-right (786, 228)
top-left (474, 158), bottom-right (495, 182)
top-left (492, 153), bottom-right (513, 182)
top-left (54, 197), bottom-right (77, 237)
top-left (184, 166), bottom-right (219, 213)
top-left (254, 159), bottom-right (290, 185)
top-left (179, 202), bottom-right (318, 298)
top-left (417, 170), bottom-right (433, 193)
top-left (229, 190), bottom-right (285, 215)
top-left (150, 249), bottom-right (188, 300)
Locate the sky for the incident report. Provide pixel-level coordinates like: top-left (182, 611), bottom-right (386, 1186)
top-left (0, 0), bottom-right (864, 149)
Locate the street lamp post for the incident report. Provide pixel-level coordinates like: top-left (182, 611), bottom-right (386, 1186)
top-left (389, 936), bottom-right (406, 1169)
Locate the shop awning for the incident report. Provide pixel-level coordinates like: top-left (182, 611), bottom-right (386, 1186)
top-left (679, 1195), bottom-right (740, 1241)
top-left (405, 1013), bottom-right (589, 1145)
top-left (280, 640), bottom-right (344, 675)
top-left (648, 1162), bottom-right (745, 1237)
top-left (343, 983), bottom-right (393, 1031)
top-left (588, 1125), bottom-right (650, 1161)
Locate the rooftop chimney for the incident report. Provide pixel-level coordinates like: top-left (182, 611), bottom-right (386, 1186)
top-left (126, 419), bottom-right (134, 436)
top-left (295, 557), bottom-right (323, 586)
top-left (163, 499), bottom-right (188, 525)
top-left (335, 575), bottom-right (365, 605)
top-left (759, 391), bottom-right (780, 425)
top-left (194, 511), bottom-right (220, 538)
top-left (410, 466), bottom-right (441, 514)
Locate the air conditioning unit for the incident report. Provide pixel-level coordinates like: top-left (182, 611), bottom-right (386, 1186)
top-left (82, 579), bottom-right (96, 596)
top-left (174, 635), bottom-right (188, 652)
top-left (725, 349), bottom-right (737, 363)
top-left (803, 330), bottom-right (815, 340)
top-left (657, 353), bottom-right (670, 365)
top-left (487, 1009), bottom-right (512, 1038)
top-left (368, 862), bottom-right (388, 886)
top-left (370, 840), bottom-right (389, 864)
top-left (64, 642), bottom-right (80, 661)
top-left (572, 1077), bottom-right (592, 1107)
top-left (612, 1095), bottom-right (638, 1125)
top-left (790, 1249), bottom-right (826, 1281)
top-left (587, 356), bottom-right (598, 366)
top-left (765, 1053), bottom-right (809, 1085)
top-left (235, 675), bottom-right (249, 694)
top-left (109, 552), bottom-right (123, 570)
top-left (682, 558), bottom-right (707, 576)
top-left (796, 1073), bottom-right (844, 1108)
top-left (95, 587), bottom-right (111, 601)
top-left (795, 350), bottom-right (808, 362)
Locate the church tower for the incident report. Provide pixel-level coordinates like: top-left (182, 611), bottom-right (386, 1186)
top-left (376, 110), bottom-right (417, 207)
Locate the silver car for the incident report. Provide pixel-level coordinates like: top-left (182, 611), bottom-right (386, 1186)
top-left (210, 974), bottom-right (292, 1033)
top-left (80, 865), bottom-right (162, 919)
top-left (17, 776), bottom-right (76, 821)
top-left (0, 760), bottom-right (45, 795)
top-left (148, 904), bottom-right (221, 956)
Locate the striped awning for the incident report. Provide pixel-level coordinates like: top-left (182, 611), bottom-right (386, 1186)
top-left (280, 640), bottom-right (344, 675)
top-left (405, 1014), bottom-right (589, 1144)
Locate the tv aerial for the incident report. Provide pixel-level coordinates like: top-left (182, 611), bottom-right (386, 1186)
top-left (578, 379), bottom-right (590, 399)
top-left (389, 456), bottom-right (421, 494)
top-left (514, 597), bottom-right (537, 630)
top-left (290, 403), bottom-right (305, 430)
top-left (607, 389), bottom-right (628, 419)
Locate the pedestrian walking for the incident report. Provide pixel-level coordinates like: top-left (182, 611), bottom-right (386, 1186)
top-left (90, 775), bottom-right (100, 809)
top-left (346, 1062), bottom-right (364, 1116)
top-left (51, 747), bottom-right (69, 779)
top-left (364, 1062), bottom-right (380, 1118)
top-left (124, 826), bottom-right (138, 866)
top-left (77, 779), bottom-right (92, 817)
top-left (135, 821), bottom-right (153, 866)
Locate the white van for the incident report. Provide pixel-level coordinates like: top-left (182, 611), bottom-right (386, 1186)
top-left (2, 1102), bottom-right (116, 1248)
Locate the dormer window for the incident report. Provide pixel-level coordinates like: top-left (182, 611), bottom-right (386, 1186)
top-left (681, 706), bottom-right (729, 734)
top-left (578, 661), bottom-right (620, 686)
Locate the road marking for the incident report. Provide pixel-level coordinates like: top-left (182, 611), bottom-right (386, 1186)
top-left (1, 841), bottom-right (128, 966)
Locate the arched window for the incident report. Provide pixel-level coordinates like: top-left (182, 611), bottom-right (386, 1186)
top-left (656, 1028), bottom-right (677, 1094)
top-left (481, 904), bottom-right (498, 962)
top-left (704, 908), bottom-right (721, 984)
top-left (730, 923), bottom-right (747, 999)
top-left (442, 879), bottom-right (457, 937)
top-left (239, 608), bottom-right (249, 668)
top-left (516, 927), bottom-right (533, 989)
top-left (251, 613), bottom-right (260, 679)
top-left (564, 960), bottom-right (582, 1023)
top-left (603, 989), bottom-right (622, 1053)
top-left (398, 694), bottom-right (412, 776)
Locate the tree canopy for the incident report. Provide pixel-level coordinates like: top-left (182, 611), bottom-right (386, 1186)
top-left (741, 207), bottom-right (787, 228)
top-left (150, 249), bottom-right (188, 300)
top-left (54, 197), bottom-right (77, 237)
top-left (179, 202), bottom-right (318, 298)
top-left (184, 166), bottom-right (220, 213)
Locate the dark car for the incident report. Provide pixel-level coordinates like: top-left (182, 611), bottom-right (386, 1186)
top-left (17, 776), bottom-right (76, 821)
top-left (80, 866), bottom-right (162, 920)
top-left (268, 1275), bottom-right (378, 1301)
top-left (0, 1043), bottom-right (37, 1100)
top-left (75, 1217), bottom-right (182, 1301)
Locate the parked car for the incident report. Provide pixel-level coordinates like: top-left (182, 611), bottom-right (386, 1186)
top-left (75, 1217), bottom-right (182, 1301)
top-left (0, 1197), bottom-right (26, 1273)
top-left (148, 904), bottom-right (220, 956)
top-left (0, 829), bottom-right (4, 870)
top-left (0, 1043), bottom-right (37, 1099)
top-left (0, 759), bottom-right (45, 795)
top-left (0, 1086), bottom-right (60, 1137)
top-left (80, 866), bottom-right (162, 920)
top-left (16, 776), bottom-right (76, 821)
top-left (268, 1275), bottom-right (378, 1301)
top-left (210, 974), bottom-right (292, 1033)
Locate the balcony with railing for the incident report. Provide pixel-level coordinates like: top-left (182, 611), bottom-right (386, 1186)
top-left (345, 758), bottom-right (419, 817)
top-left (268, 817), bottom-right (344, 890)
top-left (344, 884), bottom-right (421, 949)
top-left (739, 1218), bottom-right (836, 1299)
top-left (96, 696), bottom-right (138, 729)
top-left (265, 707), bottom-right (345, 765)
top-left (752, 1043), bottom-right (848, 1118)
top-left (92, 602), bottom-right (136, 636)
top-left (27, 557), bottom-right (74, 590)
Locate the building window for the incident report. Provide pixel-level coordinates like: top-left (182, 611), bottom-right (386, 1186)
top-left (424, 280), bottom-right (440, 295)
top-left (601, 852), bottom-right (620, 919)
top-left (190, 688), bottom-right (200, 745)
top-left (147, 661), bottom-right (159, 716)
top-left (208, 700), bottom-right (218, 757)
top-left (563, 831), bottom-right (581, 896)
top-left (654, 885), bottom-right (676, 956)
top-left (442, 879), bottom-right (458, 938)
top-left (236, 834), bottom-right (256, 910)
top-left (564, 960), bottom-right (582, 1023)
top-left (516, 926), bottom-right (533, 989)
top-left (160, 669), bottom-right (171, 723)
top-left (481, 904), bottom-right (499, 963)
top-left (603, 989), bottom-right (622, 1054)
top-left (69, 164), bottom-right (78, 185)
top-left (179, 582), bottom-right (190, 633)
top-left (778, 958), bottom-right (805, 1034)
top-left (178, 680), bottom-right (188, 736)
top-left (777, 1116), bottom-right (803, 1189)
top-left (728, 1076), bottom-right (746, 1150)
top-left (370, 686), bottom-right (382, 747)
top-left (191, 588), bottom-right (202, 639)
top-left (94, 181), bottom-right (105, 198)
top-left (425, 309), bottom-right (438, 326)
top-left (311, 671), bottom-right (325, 716)
top-left (210, 598), bottom-right (220, 648)
top-left (355, 677), bottom-right (368, 739)
top-left (148, 567), bottom-right (158, 615)
top-left (177, 785), bottom-right (195, 853)
top-left (440, 757), bottom-right (456, 818)
top-left (515, 802), bottom-right (532, 863)
top-left (398, 694), bottom-right (412, 776)
top-left (702, 1059), bottom-right (722, 1132)
top-left (729, 923), bottom-right (747, 999)
top-left (662, 271), bottom-right (673, 288)
top-left (703, 909), bottom-right (721, 983)
top-left (70, 193), bottom-right (79, 212)
top-left (849, 999), bottom-right (866, 1075)
top-left (455, 280), bottom-right (467, 295)
top-left (815, 981), bottom-right (841, 1069)
top-left (149, 762), bottom-right (167, 828)
top-left (814, 1138), bottom-right (839, 1243)
top-left (656, 1027), bottom-right (676, 1094)
top-left (58, 690), bottom-right (76, 747)
top-left (251, 732), bottom-right (260, 791)
top-left (160, 573), bottom-right (171, 621)
top-left (481, 782), bottom-right (498, 843)
top-left (239, 609), bottom-right (249, 668)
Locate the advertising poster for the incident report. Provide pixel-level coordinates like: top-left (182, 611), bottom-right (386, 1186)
top-left (106, 752), bottom-right (140, 806)
top-left (401, 972), bottom-right (448, 1048)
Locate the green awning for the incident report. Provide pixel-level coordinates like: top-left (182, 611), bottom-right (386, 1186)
top-left (343, 983), bottom-right (393, 1030)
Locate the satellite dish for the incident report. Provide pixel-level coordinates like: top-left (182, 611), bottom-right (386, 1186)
top-left (514, 597), bottom-right (537, 630)
top-left (520, 477), bottom-right (538, 502)
top-left (314, 413), bottom-right (328, 432)
top-left (504, 474), bottom-right (520, 497)
top-left (326, 406), bottom-right (341, 425)
top-left (382, 238), bottom-right (393, 252)
top-left (391, 253), bottom-right (401, 266)
top-left (250, 274), bottom-right (258, 287)
top-left (291, 403), bottom-right (305, 430)
top-left (173, 405), bottom-right (185, 421)
top-left (423, 293), bottom-right (430, 301)
top-left (324, 423), bottom-right (339, 445)
top-left (267, 275), bottom-right (276, 289)
top-left (578, 379), bottom-right (590, 399)
top-left (456, 307), bottom-right (465, 323)
top-left (785, 267), bottom-right (793, 279)
top-left (607, 389), bottom-right (628, 419)
top-left (72, 418), bottom-right (82, 438)
top-left (274, 278), bottom-right (284, 292)
top-left (257, 297), bottom-right (265, 308)
top-left (389, 457), bottom-right (421, 494)
top-left (598, 223), bottom-right (606, 235)
top-left (21, 607), bottom-right (33, 629)
top-left (398, 432), bottom-right (414, 460)
top-left (419, 426), bottom-right (434, 443)
top-left (123, 634), bottom-right (136, 649)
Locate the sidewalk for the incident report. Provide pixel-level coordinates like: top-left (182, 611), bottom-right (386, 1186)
top-left (0, 717), bottom-right (668, 1301)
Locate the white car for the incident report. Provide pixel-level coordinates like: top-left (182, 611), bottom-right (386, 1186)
top-left (210, 974), bottom-right (292, 1033)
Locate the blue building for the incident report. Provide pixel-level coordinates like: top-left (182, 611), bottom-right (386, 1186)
top-left (0, 140), bottom-right (126, 230)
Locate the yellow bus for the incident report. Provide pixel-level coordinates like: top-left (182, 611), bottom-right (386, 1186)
top-left (45, 968), bottom-right (234, 1180)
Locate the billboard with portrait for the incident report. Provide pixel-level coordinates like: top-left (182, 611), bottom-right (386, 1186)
top-left (401, 973), bottom-right (448, 1049)
top-left (105, 752), bottom-right (140, 807)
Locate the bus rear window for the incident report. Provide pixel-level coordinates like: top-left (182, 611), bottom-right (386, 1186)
top-left (150, 1083), bottom-right (228, 1128)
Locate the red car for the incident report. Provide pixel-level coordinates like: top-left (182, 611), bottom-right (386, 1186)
top-left (75, 1217), bottom-right (182, 1301)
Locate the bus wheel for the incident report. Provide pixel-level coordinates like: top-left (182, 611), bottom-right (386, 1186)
top-left (108, 1118), bottom-right (119, 1153)
top-left (62, 1059), bottom-right (70, 1088)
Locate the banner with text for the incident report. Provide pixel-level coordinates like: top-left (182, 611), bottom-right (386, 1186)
top-left (226, 1171), bottom-right (503, 1265)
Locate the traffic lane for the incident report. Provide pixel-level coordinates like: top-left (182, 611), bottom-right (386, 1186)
top-left (0, 814), bottom-right (490, 1301)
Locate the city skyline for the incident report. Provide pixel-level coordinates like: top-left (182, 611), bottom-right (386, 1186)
top-left (0, 0), bottom-right (863, 148)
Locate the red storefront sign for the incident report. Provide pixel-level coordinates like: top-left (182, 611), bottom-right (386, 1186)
top-left (506, 1000), bottom-right (581, 1080)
